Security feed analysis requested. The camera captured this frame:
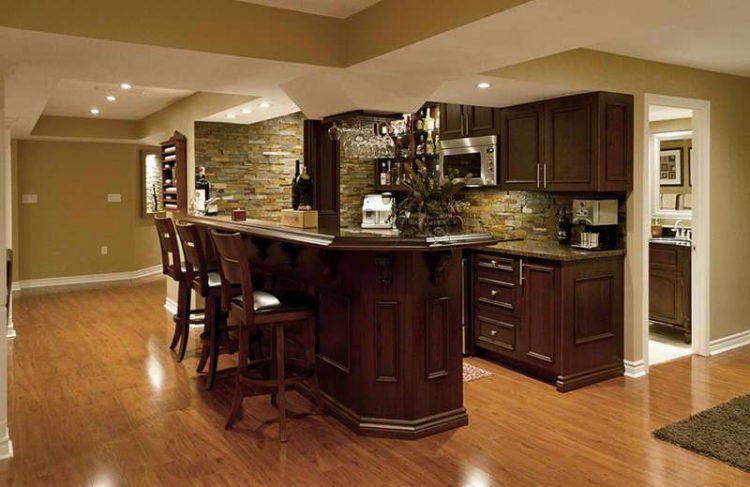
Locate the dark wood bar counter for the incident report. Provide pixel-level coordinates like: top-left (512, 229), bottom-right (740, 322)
top-left (179, 214), bottom-right (496, 439)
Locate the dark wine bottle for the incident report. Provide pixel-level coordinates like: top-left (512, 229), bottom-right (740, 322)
top-left (291, 159), bottom-right (301, 210)
top-left (195, 166), bottom-right (210, 213)
top-left (297, 161), bottom-right (314, 210)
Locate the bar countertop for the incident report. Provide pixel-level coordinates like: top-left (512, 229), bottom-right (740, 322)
top-left (177, 213), bottom-right (497, 251)
top-left (481, 239), bottom-right (627, 262)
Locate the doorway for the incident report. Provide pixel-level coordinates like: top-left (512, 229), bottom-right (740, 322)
top-left (642, 94), bottom-right (710, 369)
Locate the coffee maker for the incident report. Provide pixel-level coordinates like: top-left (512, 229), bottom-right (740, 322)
top-left (362, 193), bottom-right (395, 229)
top-left (570, 199), bottom-right (619, 250)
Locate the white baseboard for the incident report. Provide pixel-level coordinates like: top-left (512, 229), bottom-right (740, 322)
top-left (624, 359), bottom-right (647, 378)
top-left (10, 282), bottom-right (20, 292)
top-left (709, 330), bottom-right (750, 356)
top-left (6, 320), bottom-right (15, 339)
top-left (13, 265), bottom-right (162, 291)
top-left (164, 297), bottom-right (178, 315)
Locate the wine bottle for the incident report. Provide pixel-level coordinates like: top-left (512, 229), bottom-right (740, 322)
top-left (297, 161), bottom-right (314, 210)
top-left (195, 166), bottom-right (210, 213)
top-left (291, 160), bottom-right (301, 210)
top-left (423, 107), bottom-right (435, 131)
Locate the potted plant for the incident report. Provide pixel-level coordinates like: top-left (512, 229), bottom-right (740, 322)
top-left (392, 161), bottom-right (469, 236)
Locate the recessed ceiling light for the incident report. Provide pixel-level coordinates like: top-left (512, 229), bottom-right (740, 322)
top-left (106, 95), bottom-right (116, 102)
top-left (120, 83), bottom-right (132, 90)
top-left (477, 82), bottom-right (492, 89)
top-left (241, 108), bottom-right (252, 114)
top-left (90, 108), bottom-right (100, 115)
top-left (259, 101), bottom-right (270, 108)
top-left (226, 113), bottom-right (236, 119)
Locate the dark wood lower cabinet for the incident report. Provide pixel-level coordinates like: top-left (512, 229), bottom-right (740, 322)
top-left (649, 242), bottom-right (691, 342)
top-left (471, 251), bottom-right (624, 391)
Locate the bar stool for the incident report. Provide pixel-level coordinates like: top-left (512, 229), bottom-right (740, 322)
top-left (154, 216), bottom-right (204, 362)
top-left (175, 222), bottom-right (239, 390)
top-left (210, 230), bottom-right (323, 442)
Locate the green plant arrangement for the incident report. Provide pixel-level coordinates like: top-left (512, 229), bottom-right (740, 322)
top-left (392, 161), bottom-right (469, 236)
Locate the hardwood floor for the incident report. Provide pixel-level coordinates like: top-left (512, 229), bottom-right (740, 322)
top-left (2, 280), bottom-right (750, 486)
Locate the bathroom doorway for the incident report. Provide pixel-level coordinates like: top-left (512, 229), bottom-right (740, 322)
top-left (643, 95), bottom-right (710, 368)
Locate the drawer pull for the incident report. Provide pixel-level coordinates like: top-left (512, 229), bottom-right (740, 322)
top-left (490, 260), bottom-right (497, 266)
top-left (490, 330), bottom-right (498, 336)
top-left (490, 289), bottom-right (498, 296)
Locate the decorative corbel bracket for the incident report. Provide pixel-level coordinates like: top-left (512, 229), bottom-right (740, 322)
top-left (374, 253), bottom-right (394, 287)
top-left (250, 237), bottom-right (272, 261)
top-left (280, 242), bottom-right (303, 269)
top-left (424, 251), bottom-right (453, 285)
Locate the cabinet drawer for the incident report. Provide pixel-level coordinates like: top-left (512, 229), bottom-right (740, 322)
top-left (475, 254), bottom-right (517, 281)
top-left (476, 276), bottom-right (519, 314)
top-left (649, 244), bottom-right (679, 268)
top-left (476, 315), bottom-right (516, 353)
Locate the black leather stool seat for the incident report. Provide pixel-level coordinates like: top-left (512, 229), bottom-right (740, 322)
top-left (232, 290), bottom-right (316, 315)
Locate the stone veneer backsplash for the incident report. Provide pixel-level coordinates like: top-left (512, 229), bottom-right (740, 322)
top-left (339, 156), bottom-right (376, 228)
top-left (194, 113), bottom-right (304, 220)
top-left (461, 189), bottom-right (574, 241)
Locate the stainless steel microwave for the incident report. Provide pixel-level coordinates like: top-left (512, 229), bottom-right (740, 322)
top-left (438, 135), bottom-right (497, 187)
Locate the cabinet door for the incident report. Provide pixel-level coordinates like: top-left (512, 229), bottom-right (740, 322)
top-left (466, 105), bottom-right (497, 137)
top-left (521, 262), bottom-right (556, 368)
top-left (544, 94), bottom-right (597, 191)
top-left (439, 103), bottom-right (465, 140)
top-left (499, 104), bottom-right (543, 190)
top-left (598, 92), bottom-right (633, 191)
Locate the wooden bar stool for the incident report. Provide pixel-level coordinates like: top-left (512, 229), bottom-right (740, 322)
top-left (175, 222), bottom-right (239, 389)
top-left (210, 230), bottom-right (323, 442)
top-left (154, 216), bottom-right (204, 362)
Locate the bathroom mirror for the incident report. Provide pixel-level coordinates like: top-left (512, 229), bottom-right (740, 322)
top-left (142, 149), bottom-right (164, 215)
top-left (651, 130), bottom-right (693, 220)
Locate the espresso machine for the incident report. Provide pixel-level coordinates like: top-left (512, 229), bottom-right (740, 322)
top-left (570, 199), bottom-right (619, 250)
top-left (361, 193), bottom-right (395, 229)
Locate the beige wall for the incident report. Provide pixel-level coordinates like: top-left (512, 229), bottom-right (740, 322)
top-left (14, 140), bottom-right (160, 281)
top-left (489, 48), bottom-right (750, 352)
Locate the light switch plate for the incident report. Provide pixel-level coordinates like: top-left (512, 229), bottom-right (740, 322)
top-left (22, 194), bottom-right (38, 204)
top-left (107, 193), bottom-right (122, 203)
top-left (101, 246), bottom-right (108, 255)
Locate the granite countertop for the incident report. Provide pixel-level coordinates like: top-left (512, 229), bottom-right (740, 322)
top-left (176, 214), bottom-right (497, 251)
top-left (481, 239), bottom-right (626, 262)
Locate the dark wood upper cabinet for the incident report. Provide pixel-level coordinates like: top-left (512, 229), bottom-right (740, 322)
top-left (466, 105), bottom-right (498, 137)
top-left (499, 103), bottom-right (544, 190)
top-left (439, 103), bottom-right (466, 140)
top-left (498, 91), bottom-right (633, 192)
top-left (439, 103), bottom-right (499, 140)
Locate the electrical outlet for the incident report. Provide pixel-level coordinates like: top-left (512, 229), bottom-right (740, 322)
top-left (100, 246), bottom-right (108, 255)
top-left (107, 193), bottom-right (122, 203)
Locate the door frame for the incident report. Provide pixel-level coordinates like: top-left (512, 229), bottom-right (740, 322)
top-left (642, 94), bottom-right (711, 370)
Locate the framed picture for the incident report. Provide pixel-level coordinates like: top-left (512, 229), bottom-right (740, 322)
top-left (659, 148), bottom-right (682, 186)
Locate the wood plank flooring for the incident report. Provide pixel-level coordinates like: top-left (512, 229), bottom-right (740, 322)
top-left (2, 280), bottom-right (750, 486)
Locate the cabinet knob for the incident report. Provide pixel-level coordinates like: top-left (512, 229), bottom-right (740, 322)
top-left (490, 330), bottom-right (498, 336)
top-left (490, 260), bottom-right (497, 266)
top-left (490, 289), bottom-right (498, 296)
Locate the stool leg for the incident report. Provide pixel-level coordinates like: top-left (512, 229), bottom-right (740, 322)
top-left (304, 316), bottom-right (325, 413)
top-left (196, 296), bottom-right (213, 373)
top-left (275, 326), bottom-right (288, 442)
top-left (224, 376), bottom-right (244, 430)
top-left (176, 283), bottom-right (191, 362)
top-left (169, 280), bottom-right (186, 351)
top-left (206, 301), bottom-right (220, 390)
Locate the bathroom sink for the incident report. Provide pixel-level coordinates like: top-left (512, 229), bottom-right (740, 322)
top-left (650, 237), bottom-right (692, 247)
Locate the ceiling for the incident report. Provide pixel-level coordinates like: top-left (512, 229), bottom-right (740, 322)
top-left (592, 1), bottom-right (750, 78)
top-left (236, 0), bottom-right (380, 18)
top-left (43, 80), bottom-right (194, 120)
top-left (1, 1), bottom-right (749, 139)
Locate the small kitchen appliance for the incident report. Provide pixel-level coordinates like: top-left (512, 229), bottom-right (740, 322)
top-left (570, 199), bottom-right (619, 250)
top-left (438, 135), bottom-right (497, 187)
top-left (362, 193), bottom-right (395, 229)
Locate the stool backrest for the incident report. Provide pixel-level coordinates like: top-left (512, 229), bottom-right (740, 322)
top-left (175, 222), bottom-right (210, 294)
top-left (210, 230), bottom-right (255, 326)
top-left (154, 216), bottom-right (182, 280)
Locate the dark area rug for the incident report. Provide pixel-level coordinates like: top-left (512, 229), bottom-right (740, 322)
top-left (654, 393), bottom-right (750, 472)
